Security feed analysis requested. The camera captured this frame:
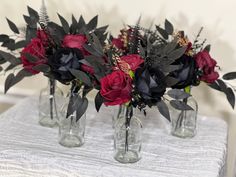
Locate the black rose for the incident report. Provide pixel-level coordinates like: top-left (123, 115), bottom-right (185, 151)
top-left (135, 66), bottom-right (166, 106)
top-left (170, 55), bottom-right (199, 89)
top-left (48, 48), bottom-right (84, 84)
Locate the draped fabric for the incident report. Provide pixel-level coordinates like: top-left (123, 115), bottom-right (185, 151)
top-left (0, 96), bottom-right (227, 177)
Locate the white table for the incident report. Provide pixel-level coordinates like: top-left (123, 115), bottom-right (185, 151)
top-left (0, 97), bottom-right (227, 177)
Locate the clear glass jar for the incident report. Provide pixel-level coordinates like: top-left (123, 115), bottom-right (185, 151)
top-left (114, 105), bottom-right (142, 163)
top-left (112, 105), bottom-right (125, 128)
top-left (58, 92), bottom-right (86, 148)
top-left (170, 96), bottom-right (198, 138)
top-left (113, 105), bottom-right (144, 128)
top-left (39, 78), bottom-right (64, 128)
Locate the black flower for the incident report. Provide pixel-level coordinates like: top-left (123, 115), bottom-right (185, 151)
top-left (48, 48), bottom-right (84, 84)
top-left (135, 66), bottom-right (166, 106)
top-left (170, 55), bottom-right (199, 89)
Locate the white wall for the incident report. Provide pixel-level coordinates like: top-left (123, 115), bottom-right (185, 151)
top-left (0, 0), bottom-right (236, 176)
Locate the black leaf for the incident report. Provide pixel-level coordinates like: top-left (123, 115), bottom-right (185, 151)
top-left (57, 13), bottom-right (70, 33)
top-left (223, 72), bottom-right (236, 80)
top-left (0, 50), bottom-right (21, 65)
top-left (83, 44), bottom-right (102, 57)
top-left (4, 73), bottom-right (14, 93)
top-left (4, 69), bottom-right (32, 93)
top-left (0, 56), bottom-right (6, 64)
top-left (0, 34), bottom-right (10, 43)
top-left (165, 76), bottom-right (179, 87)
top-left (157, 100), bottom-right (170, 121)
top-left (66, 94), bottom-right (82, 118)
top-left (87, 15), bottom-right (98, 31)
top-left (23, 15), bottom-right (37, 28)
top-left (69, 69), bottom-right (92, 87)
top-left (208, 81), bottom-right (221, 92)
top-left (47, 22), bottom-right (65, 40)
top-left (14, 40), bottom-right (28, 49)
top-left (165, 19), bottom-right (174, 35)
top-left (160, 64), bottom-right (182, 73)
top-left (22, 53), bottom-right (38, 63)
top-left (170, 100), bottom-right (194, 110)
top-left (168, 46), bottom-right (187, 61)
top-left (82, 85), bottom-right (93, 97)
top-left (77, 16), bottom-right (86, 33)
top-left (95, 92), bottom-right (103, 112)
top-left (76, 97), bottom-right (88, 122)
top-left (91, 33), bottom-right (104, 55)
top-left (27, 6), bottom-right (39, 22)
top-left (70, 14), bottom-right (78, 33)
top-left (6, 18), bottom-right (19, 34)
top-left (167, 89), bottom-right (191, 100)
top-left (32, 64), bottom-right (51, 73)
top-left (204, 44), bottom-right (211, 52)
top-left (162, 38), bottom-right (178, 54)
top-left (217, 79), bottom-right (227, 93)
top-left (25, 26), bottom-right (37, 43)
top-left (226, 87), bottom-right (235, 109)
top-left (156, 25), bottom-right (168, 39)
top-left (95, 25), bottom-right (109, 33)
top-left (1, 39), bottom-right (15, 50)
top-left (5, 64), bottom-right (17, 72)
top-left (12, 69), bottom-right (32, 85)
top-left (78, 15), bottom-right (86, 28)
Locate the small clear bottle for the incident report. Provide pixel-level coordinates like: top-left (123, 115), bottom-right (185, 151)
top-left (39, 78), bottom-right (63, 128)
top-left (114, 105), bottom-right (142, 163)
top-left (170, 96), bottom-right (198, 138)
top-left (58, 92), bottom-right (86, 148)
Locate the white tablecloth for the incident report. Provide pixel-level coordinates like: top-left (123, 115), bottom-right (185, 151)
top-left (0, 97), bottom-right (227, 177)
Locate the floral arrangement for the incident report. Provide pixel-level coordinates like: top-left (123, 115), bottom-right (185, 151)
top-left (0, 5), bottom-right (108, 121)
top-left (0, 2), bottom-right (235, 164)
top-left (94, 19), bottom-right (235, 121)
top-left (0, 3), bottom-right (234, 123)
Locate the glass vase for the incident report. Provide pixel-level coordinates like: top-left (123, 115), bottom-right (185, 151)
top-left (113, 105), bottom-right (145, 128)
top-left (170, 96), bottom-right (198, 138)
top-left (39, 78), bottom-right (63, 128)
top-left (114, 105), bottom-right (142, 163)
top-left (58, 92), bottom-right (86, 148)
top-left (112, 105), bottom-right (125, 128)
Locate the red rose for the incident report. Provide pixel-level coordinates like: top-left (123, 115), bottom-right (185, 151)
top-left (112, 38), bottom-right (124, 50)
top-left (21, 38), bottom-right (46, 74)
top-left (195, 51), bottom-right (219, 83)
top-left (62, 34), bottom-right (89, 55)
top-left (100, 71), bottom-right (132, 106)
top-left (37, 29), bottom-right (48, 46)
top-left (120, 54), bottom-right (144, 71)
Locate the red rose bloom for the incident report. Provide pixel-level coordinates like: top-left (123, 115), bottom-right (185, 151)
top-left (21, 38), bottom-right (46, 74)
top-left (195, 51), bottom-right (219, 83)
top-left (36, 29), bottom-right (48, 46)
top-left (120, 54), bottom-right (144, 71)
top-left (62, 34), bottom-right (89, 55)
top-left (100, 71), bottom-right (132, 106)
top-left (112, 38), bottom-right (124, 50)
